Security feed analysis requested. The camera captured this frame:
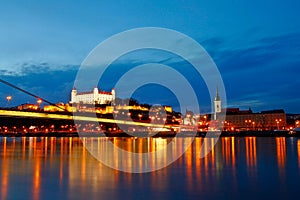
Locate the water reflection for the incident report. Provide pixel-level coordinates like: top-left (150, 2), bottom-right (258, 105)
top-left (276, 137), bottom-right (287, 181)
top-left (276, 138), bottom-right (286, 169)
top-left (84, 137), bottom-right (196, 172)
top-left (298, 140), bottom-right (300, 168)
top-left (0, 137), bottom-right (299, 199)
top-left (1, 137), bottom-right (8, 200)
top-left (222, 137), bottom-right (237, 166)
top-left (245, 137), bottom-right (257, 167)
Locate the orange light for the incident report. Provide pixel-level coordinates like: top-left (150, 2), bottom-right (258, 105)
top-left (6, 96), bottom-right (12, 101)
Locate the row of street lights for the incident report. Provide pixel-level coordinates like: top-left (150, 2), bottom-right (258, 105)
top-left (3, 95), bottom-right (43, 108)
top-left (244, 119), bottom-right (283, 130)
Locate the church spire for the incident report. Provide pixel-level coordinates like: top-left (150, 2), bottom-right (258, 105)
top-left (215, 86), bottom-right (220, 101)
top-left (214, 86), bottom-right (221, 120)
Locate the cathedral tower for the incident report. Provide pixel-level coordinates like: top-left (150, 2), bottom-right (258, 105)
top-left (214, 86), bottom-right (221, 120)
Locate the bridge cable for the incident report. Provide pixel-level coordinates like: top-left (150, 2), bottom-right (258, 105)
top-left (0, 78), bottom-right (69, 112)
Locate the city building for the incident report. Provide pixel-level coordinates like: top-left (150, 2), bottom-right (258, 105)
top-left (44, 103), bottom-right (75, 112)
top-left (225, 108), bottom-right (287, 131)
top-left (183, 110), bottom-right (197, 126)
top-left (295, 120), bottom-right (300, 128)
top-left (70, 87), bottom-right (115, 104)
top-left (209, 88), bottom-right (287, 131)
top-left (17, 103), bottom-right (39, 111)
top-left (286, 114), bottom-right (300, 128)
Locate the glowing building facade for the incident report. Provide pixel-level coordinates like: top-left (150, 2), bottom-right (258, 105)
top-left (70, 87), bottom-right (115, 105)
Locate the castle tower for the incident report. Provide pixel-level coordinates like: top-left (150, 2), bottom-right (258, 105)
top-left (70, 87), bottom-right (77, 104)
top-left (111, 88), bottom-right (115, 100)
top-left (214, 86), bottom-right (221, 120)
top-left (93, 86), bottom-right (99, 104)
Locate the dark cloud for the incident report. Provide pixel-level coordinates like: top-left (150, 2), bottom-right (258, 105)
top-left (1, 32), bottom-right (300, 113)
top-left (0, 63), bottom-right (78, 107)
top-left (203, 32), bottom-right (300, 112)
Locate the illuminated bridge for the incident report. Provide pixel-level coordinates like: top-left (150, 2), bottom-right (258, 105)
top-left (0, 109), bottom-right (175, 129)
top-left (0, 79), bottom-right (191, 135)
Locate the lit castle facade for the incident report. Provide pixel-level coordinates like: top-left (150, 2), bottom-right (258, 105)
top-left (70, 87), bottom-right (115, 104)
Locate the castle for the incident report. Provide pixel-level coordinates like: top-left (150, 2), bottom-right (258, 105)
top-left (70, 87), bottom-right (115, 104)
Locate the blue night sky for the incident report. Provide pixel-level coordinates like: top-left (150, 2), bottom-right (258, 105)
top-left (0, 0), bottom-right (300, 113)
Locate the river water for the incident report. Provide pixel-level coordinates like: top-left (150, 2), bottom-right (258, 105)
top-left (0, 136), bottom-right (300, 200)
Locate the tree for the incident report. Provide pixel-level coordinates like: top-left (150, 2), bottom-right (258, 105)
top-left (113, 97), bottom-right (123, 106)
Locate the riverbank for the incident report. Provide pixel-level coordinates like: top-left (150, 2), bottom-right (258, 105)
top-left (0, 130), bottom-right (299, 137)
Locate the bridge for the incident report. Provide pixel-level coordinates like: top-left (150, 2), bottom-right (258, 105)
top-left (0, 109), bottom-right (174, 129)
top-left (0, 78), bottom-right (199, 135)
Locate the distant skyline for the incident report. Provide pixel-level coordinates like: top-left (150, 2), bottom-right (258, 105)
top-left (0, 1), bottom-right (300, 113)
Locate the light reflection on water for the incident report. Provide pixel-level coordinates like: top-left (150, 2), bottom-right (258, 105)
top-left (1, 136), bottom-right (300, 199)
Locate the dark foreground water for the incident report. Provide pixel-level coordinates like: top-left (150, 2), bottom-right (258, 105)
top-left (0, 136), bottom-right (300, 200)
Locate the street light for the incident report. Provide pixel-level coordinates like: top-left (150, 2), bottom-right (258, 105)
top-left (245, 119), bottom-right (252, 130)
top-left (138, 113), bottom-right (142, 121)
top-left (127, 112), bottom-right (131, 118)
top-left (37, 99), bottom-right (42, 110)
top-left (252, 121), bottom-right (256, 130)
top-left (245, 120), bottom-right (248, 130)
top-left (6, 95), bottom-right (12, 107)
top-left (275, 119), bottom-right (282, 130)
